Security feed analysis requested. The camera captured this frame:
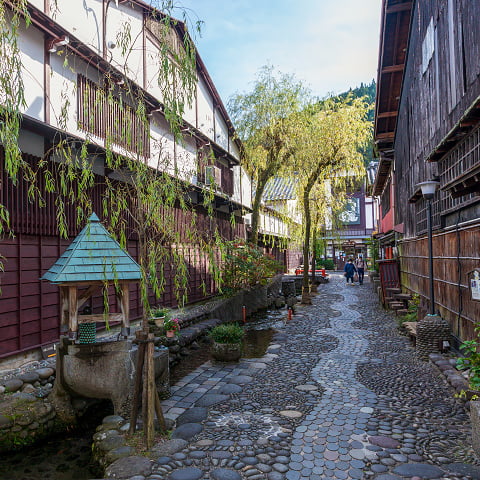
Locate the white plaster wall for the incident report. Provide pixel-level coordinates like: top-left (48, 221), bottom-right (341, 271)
top-left (150, 114), bottom-right (175, 175)
top-left (229, 140), bottom-right (240, 162)
top-left (214, 110), bottom-right (228, 151)
top-left (365, 197), bottom-right (377, 230)
top-left (49, 52), bottom-right (103, 142)
top-left (176, 134), bottom-right (197, 184)
top-left (18, 130), bottom-right (44, 157)
top-left (106, 2), bottom-right (144, 86)
top-left (28, 0), bottom-right (44, 12)
top-left (19, 20), bottom-right (44, 121)
top-left (232, 166), bottom-right (251, 209)
top-left (49, 51), bottom-right (80, 135)
top-left (197, 77), bottom-right (214, 137)
top-left (50, 0), bottom-right (103, 54)
top-left (144, 36), bottom-right (163, 103)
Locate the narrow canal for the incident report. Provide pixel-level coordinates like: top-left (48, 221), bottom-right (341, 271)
top-left (0, 308), bottom-right (285, 480)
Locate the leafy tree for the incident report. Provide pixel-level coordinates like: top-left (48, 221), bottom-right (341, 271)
top-left (228, 66), bottom-right (309, 245)
top-left (293, 96), bottom-right (372, 303)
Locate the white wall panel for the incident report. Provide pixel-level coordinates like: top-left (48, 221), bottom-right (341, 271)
top-left (176, 135), bottom-right (197, 184)
top-left (106, 2), bottom-right (144, 86)
top-left (214, 110), bottom-right (228, 150)
top-left (29, 0), bottom-right (44, 11)
top-left (150, 115), bottom-right (175, 176)
top-left (144, 37), bottom-right (163, 102)
top-left (197, 77), bottom-right (213, 137)
top-left (19, 21), bottom-right (44, 121)
top-left (51, 0), bottom-right (103, 54)
top-left (229, 140), bottom-right (240, 161)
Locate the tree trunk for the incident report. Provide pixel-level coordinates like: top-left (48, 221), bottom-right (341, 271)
top-left (302, 188), bottom-right (312, 304)
top-left (250, 176), bottom-right (268, 246)
top-left (311, 227), bottom-right (317, 284)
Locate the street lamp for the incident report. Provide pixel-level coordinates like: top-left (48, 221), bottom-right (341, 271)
top-left (417, 179), bottom-right (440, 315)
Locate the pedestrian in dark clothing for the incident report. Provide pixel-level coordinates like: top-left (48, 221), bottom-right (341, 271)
top-left (355, 255), bottom-right (366, 285)
top-left (344, 259), bottom-right (357, 284)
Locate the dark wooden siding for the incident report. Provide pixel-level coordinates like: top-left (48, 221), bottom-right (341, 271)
top-left (0, 150), bottom-right (248, 358)
top-left (395, 0), bottom-right (480, 238)
top-left (399, 226), bottom-right (480, 342)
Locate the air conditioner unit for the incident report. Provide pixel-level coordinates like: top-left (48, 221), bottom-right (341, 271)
top-left (244, 217), bottom-right (251, 226)
top-left (204, 165), bottom-right (221, 188)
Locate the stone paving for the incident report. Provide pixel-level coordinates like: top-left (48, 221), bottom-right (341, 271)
top-left (139, 274), bottom-right (480, 480)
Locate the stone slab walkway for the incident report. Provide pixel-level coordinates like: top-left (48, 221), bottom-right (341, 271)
top-left (129, 274), bottom-right (478, 480)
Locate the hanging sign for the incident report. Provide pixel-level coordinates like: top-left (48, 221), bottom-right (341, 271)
top-left (469, 269), bottom-right (480, 301)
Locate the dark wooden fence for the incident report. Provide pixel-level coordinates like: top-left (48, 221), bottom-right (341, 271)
top-left (399, 224), bottom-right (480, 342)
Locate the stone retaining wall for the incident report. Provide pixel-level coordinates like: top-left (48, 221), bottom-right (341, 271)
top-left (0, 393), bottom-right (66, 451)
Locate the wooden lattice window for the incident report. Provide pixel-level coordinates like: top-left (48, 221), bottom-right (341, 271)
top-left (77, 75), bottom-right (150, 158)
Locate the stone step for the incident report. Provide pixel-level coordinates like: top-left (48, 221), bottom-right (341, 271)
top-left (395, 309), bottom-right (408, 316)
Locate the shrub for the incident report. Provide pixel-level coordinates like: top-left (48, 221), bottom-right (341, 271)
top-left (221, 239), bottom-right (283, 293)
top-left (457, 322), bottom-right (480, 390)
top-left (397, 293), bottom-right (419, 327)
top-left (209, 323), bottom-right (245, 344)
top-left (318, 258), bottom-right (335, 270)
top-left (151, 306), bottom-right (170, 319)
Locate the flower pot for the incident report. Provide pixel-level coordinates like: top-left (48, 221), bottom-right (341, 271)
top-left (166, 330), bottom-right (175, 338)
top-left (153, 316), bottom-right (165, 328)
top-left (211, 341), bottom-right (242, 362)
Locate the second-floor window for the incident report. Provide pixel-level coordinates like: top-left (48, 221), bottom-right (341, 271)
top-left (77, 75), bottom-right (150, 158)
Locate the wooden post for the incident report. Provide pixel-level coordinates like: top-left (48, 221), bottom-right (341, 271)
top-left (68, 286), bottom-right (78, 336)
top-left (145, 333), bottom-right (155, 449)
top-left (129, 330), bottom-right (147, 435)
top-left (59, 286), bottom-right (69, 333)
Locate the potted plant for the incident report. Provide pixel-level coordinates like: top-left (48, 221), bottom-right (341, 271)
top-left (163, 317), bottom-right (180, 338)
top-left (209, 323), bottom-right (245, 362)
top-left (151, 306), bottom-right (170, 327)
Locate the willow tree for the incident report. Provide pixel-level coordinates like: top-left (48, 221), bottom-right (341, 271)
top-left (294, 96), bottom-right (372, 303)
top-left (0, 0), bottom-right (214, 446)
top-left (228, 65), bottom-right (309, 245)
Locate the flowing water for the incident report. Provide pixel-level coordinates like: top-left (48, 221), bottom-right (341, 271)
top-left (0, 308), bottom-right (284, 479)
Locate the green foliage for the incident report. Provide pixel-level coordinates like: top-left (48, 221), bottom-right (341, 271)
top-left (163, 317), bottom-right (180, 334)
top-left (397, 293), bottom-right (420, 326)
top-left (457, 322), bottom-right (480, 390)
top-left (318, 258), bottom-right (335, 270)
top-left (228, 65), bottom-right (310, 244)
top-left (151, 306), bottom-right (170, 319)
top-left (220, 239), bottom-right (282, 294)
top-left (209, 323), bottom-right (245, 344)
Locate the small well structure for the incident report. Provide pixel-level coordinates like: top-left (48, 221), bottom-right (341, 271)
top-left (42, 213), bottom-right (168, 418)
top-left (41, 212), bottom-right (141, 339)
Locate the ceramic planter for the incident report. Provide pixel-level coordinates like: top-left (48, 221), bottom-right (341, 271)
top-left (153, 316), bottom-right (165, 328)
top-left (211, 341), bottom-right (242, 362)
top-left (166, 330), bottom-right (175, 338)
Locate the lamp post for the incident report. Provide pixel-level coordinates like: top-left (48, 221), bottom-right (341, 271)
top-left (417, 180), bottom-right (440, 315)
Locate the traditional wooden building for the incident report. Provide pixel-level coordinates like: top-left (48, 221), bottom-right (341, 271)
top-left (374, 0), bottom-right (480, 343)
top-left (0, 0), bottom-right (254, 361)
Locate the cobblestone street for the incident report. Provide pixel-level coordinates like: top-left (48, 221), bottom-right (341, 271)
top-left (150, 274), bottom-right (480, 480)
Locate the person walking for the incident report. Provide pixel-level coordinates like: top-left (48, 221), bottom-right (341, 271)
top-left (344, 259), bottom-right (357, 285)
top-left (355, 254), bottom-right (366, 285)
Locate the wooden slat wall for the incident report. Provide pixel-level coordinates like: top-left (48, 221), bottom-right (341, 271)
top-left (399, 224), bottom-right (480, 342)
top-left (0, 145), bottom-right (257, 357)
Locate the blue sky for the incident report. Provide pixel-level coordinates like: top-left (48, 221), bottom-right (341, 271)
top-left (173, 0), bottom-right (382, 104)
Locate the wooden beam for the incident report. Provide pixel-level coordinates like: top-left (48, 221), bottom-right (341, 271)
top-left (77, 313), bottom-right (123, 323)
top-left (386, 2), bottom-right (412, 14)
top-left (381, 64), bottom-right (404, 74)
top-left (377, 111), bottom-right (398, 119)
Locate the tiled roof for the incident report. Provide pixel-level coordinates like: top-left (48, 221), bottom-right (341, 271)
top-left (262, 176), bottom-right (297, 201)
top-left (41, 213), bottom-right (142, 284)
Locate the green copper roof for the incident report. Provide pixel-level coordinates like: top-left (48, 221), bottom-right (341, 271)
top-left (41, 213), bottom-right (142, 284)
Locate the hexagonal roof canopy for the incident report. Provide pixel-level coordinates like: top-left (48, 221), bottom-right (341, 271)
top-left (41, 213), bottom-right (142, 284)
